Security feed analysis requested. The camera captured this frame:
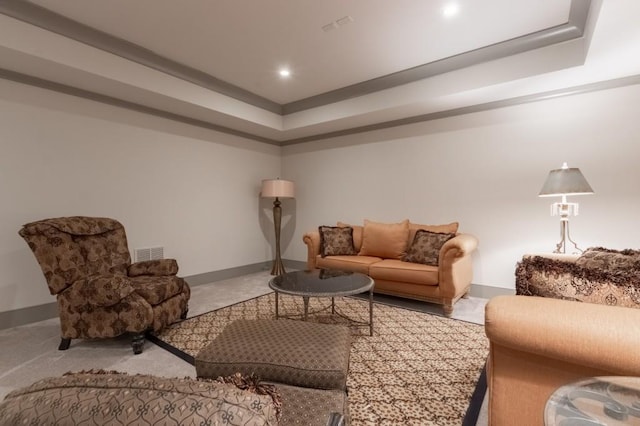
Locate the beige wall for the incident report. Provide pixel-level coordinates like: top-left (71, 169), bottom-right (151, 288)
top-left (0, 79), bottom-right (281, 313)
top-left (2, 78), bottom-right (639, 313)
top-left (282, 84), bottom-right (640, 289)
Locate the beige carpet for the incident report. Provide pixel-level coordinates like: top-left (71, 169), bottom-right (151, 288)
top-left (151, 293), bottom-right (489, 425)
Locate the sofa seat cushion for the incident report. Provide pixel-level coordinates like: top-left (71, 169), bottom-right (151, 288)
top-left (273, 382), bottom-right (349, 426)
top-left (0, 372), bottom-right (278, 426)
top-left (369, 259), bottom-right (439, 286)
top-left (131, 275), bottom-right (185, 305)
top-left (316, 255), bottom-right (382, 274)
top-left (196, 319), bottom-right (351, 391)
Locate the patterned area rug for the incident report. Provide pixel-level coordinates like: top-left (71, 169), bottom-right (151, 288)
top-left (150, 293), bottom-right (488, 425)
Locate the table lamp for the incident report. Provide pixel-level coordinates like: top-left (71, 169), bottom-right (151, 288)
top-left (261, 178), bottom-right (295, 275)
top-left (538, 162), bottom-right (594, 253)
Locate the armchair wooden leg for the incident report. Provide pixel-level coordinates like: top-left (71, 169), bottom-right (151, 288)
top-left (181, 309), bottom-right (188, 320)
top-left (132, 334), bottom-right (145, 355)
top-left (58, 338), bottom-right (71, 351)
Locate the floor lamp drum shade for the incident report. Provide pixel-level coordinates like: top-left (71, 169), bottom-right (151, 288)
top-left (538, 163), bottom-right (594, 254)
top-left (261, 179), bottom-right (295, 199)
top-left (261, 179), bottom-right (295, 275)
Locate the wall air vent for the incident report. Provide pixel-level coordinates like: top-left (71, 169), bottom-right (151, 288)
top-left (134, 246), bottom-right (164, 262)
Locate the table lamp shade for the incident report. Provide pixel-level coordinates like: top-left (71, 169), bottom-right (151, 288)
top-left (539, 164), bottom-right (593, 197)
top-left (261, 179), bottom-right (295, 199)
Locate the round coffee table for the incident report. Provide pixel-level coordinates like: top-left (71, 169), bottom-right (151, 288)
top-left (269, 269), bottom-right (374, 336)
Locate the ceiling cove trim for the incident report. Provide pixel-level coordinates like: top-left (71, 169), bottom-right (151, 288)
top-left (2, 68), bottom-right (638, 148)
top-left (0, 0), bottom-right (591, 115)
top-left (0, 68), bottom-right (281, 146)
top-left (0, 0), bottom-right (283, 115)
top-left (281, 74), bottom-right (640, 145)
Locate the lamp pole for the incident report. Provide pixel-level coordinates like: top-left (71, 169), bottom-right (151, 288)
top-left (271, 197), bottom-right (286, 275)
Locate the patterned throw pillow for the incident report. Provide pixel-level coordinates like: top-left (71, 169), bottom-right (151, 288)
top-left (403, 230), bottom-right (455, 266)
top-left (318, 226), bottom-right (357, 258)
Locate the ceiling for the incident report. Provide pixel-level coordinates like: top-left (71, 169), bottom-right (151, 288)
top-left (0, 0), bottom-right (639, 145)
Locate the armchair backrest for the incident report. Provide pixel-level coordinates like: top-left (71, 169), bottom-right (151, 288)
top-left (19, 216), bottom-right (132, 295)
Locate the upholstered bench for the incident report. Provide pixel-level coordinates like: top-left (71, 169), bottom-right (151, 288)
top-left (195, 318), bottom-right (352, 391)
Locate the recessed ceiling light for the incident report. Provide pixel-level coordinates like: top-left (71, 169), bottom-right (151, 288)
top-left (442, 2), bottom-right (460, 18)
top-left (279, 68), bottom-right (291, 78)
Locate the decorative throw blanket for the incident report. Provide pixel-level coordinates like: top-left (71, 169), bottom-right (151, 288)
top-left (516, 247), bottom-right (640, 308)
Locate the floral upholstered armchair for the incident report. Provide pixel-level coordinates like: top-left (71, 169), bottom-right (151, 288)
top-left (19, 216), bottom-right (190, 354)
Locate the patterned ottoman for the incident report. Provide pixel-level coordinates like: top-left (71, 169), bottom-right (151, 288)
top-left (195, 318), bottom-right (351, 391)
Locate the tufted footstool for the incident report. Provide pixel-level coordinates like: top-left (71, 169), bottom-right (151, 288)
top-left (195, 318), bottom-right (351, 391)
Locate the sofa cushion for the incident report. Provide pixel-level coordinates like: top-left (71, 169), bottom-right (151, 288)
top-left (318, 226), bottom-right (357, 257)
top-left (358, 219), bottom-right (409, 259)
top-left (196, 319), bottom-right (352, 391)
top-left (369, 259), bottom-right (439, 286)
top-left (403, 230), bottom-right (456, 266)
top-left (0, 372), bottom-right (279, 426)
top-left (337, 221), bottom-right (363, 251)
top-left (408, 221), bottom-right (458, 246)
top-left (316, 255), bottom-right (382, 274)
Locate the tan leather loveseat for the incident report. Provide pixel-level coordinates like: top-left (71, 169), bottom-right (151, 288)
top-left (485, 295), bottom-right (640, 426)
top-left (303, 219), bottom-right (478, 316)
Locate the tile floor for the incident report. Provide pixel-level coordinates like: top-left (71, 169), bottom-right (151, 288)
top-left (0, 270), bottom-right (489, 424)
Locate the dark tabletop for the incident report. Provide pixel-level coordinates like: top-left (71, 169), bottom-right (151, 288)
top-left (269, 269), bottom-right (374, 297)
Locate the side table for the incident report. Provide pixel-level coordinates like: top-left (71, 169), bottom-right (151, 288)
top-left (545, 376), bottom-right (640, 425)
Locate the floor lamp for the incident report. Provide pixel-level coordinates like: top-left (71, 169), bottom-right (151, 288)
top-left (261, 178), bottom-right (295, 275)
top-left (538, 162), bottom-right (594, 254)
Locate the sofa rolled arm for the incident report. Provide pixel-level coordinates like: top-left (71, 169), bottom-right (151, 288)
top-left (440, 233), bottom-right (478, 260)
top-left (437, 233), bottom-right (478, 299)
top-left (128, 259), bottom-right (179, 277)
top-left (65, 274), bottom-right (135, 307)
top-left (303, 231), bottom-right (321, 270)
top-left (485, 295), bottom-right (640, 375)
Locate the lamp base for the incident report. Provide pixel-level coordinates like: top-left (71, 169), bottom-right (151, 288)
top-left (270, 258), bottom-right (286, 276)
top-left (554, 218), bottom-right (583, 254)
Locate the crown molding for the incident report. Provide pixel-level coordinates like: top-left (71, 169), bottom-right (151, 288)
top-left (0, 0), bottom-right (591, 115)
top-left (3, 67), bottom-right (638, 147)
